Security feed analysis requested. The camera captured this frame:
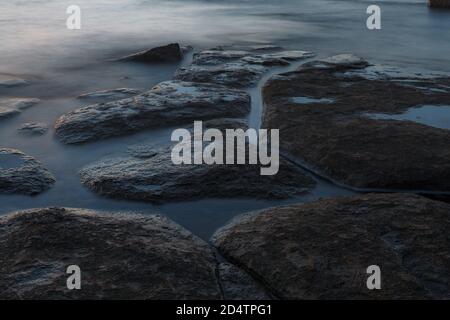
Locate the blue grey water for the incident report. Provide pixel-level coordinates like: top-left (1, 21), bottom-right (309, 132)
top-left (0, 0), bottom-right (449, 240)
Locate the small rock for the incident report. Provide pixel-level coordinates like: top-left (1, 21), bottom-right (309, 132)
top-left (0, 148), bottom-right (55, 195)
top-left (0, 207), bottom-right (221, 299)
top-left (17, 122), bottom-right (49, 136)
top-left (0, 74), bottom-right (30, 87)
top-left (118, 43), bottom-right (183, 63)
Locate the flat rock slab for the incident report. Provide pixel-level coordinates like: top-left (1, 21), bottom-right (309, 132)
top-left (79, 143), bottom-right (315, 204)
top-left (0, 148), bottom-right (55, 195)
top-left (262, 54), bottom-right (450, 192)
top-left (175, 49), bottom-right (314, 88)
top-left (0, 207), bottom-right (221, 299)
top-left (0, 98), bottom-right (40, 119)
top-left (55, 80), bottom-right (250, 144)
top-left (18, 122), bottom-right (49, 135)
top-left (77, 88), bottom-right (141, 102)
top-left (213, 193), bottom-right (450, 299)
top-left (117, 43), bottom-right (184, 63)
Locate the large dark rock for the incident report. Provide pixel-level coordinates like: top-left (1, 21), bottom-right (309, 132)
top-left (262, 54), bottom-right (450, 192)
top-left (0, 207), bottom-right (221, 299)
top-left (0, 148), bottom-right (55, 195)
top-left (55, 80), bottom-right (250, 144)
top-left (213, 193), bottom-right (450, 299)
top-left (118, 43), bottom-right (183, 63)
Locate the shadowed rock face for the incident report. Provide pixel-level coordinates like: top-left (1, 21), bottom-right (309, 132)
top-left (175, 49), bottom-right (314, 88)
top-left (78, 139), bottom-right (315, 203)
top-left (213, 193), bottom-right (450, 299)
top-left (54, 80), bottom-right (250, 144)
top-left (0, 148), bottom-right (55, 195)
top-left (118, 43), bottom-right (183, 63)
top-left (0, 207), bottom-right (221, 300)
top-left (262, 54), bottom-right (450, 192)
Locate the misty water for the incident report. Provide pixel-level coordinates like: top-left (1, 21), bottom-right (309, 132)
top-left (1, 0), bottom-right (449, 240)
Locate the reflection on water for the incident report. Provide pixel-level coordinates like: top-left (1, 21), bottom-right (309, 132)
top-left (365, 105), bottom-right (450, 130)
top-left (0, 0), bottom-right (449, 239)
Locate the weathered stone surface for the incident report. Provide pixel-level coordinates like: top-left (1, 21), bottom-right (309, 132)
top-left (0, 148), bottom-right (55, 195)
top-left (175, 63), bottom-right (267, 88)
top-left (55, 80), bottom-right (250, 144)
top-left (77, 88), bottom-right (141, 102)
top-left (175, 48), bottom-right (314, 88)
top-left (218, 263), bottom-right (270, 300)
top-left (262, 55), bottom-right (450, 192)
top-left (79, 147), bottom-right (314, 203)
top-left (79, 118), bottom-right (315, 203)
top-left (17, 122), bottom-right (49, 135)
top-left (0, 98), bottom-right (40, 119)
top-left (213, 193), bottom-right (450, 299)
top-left (0, 74), bottom-right (30, 87)
top-left (118, 43), bottom-right (183, 63)
top-left (0, 207), bottom-right (221, 299)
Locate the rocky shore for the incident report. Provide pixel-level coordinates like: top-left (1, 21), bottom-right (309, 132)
top-left (2, 43), bottom-right (450, 300)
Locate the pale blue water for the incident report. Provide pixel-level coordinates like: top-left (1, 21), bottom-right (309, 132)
top-left (0, 0), bottom-right (449, 239)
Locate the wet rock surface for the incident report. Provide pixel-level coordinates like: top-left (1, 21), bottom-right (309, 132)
top-left (17, 122), bottom-right (49, 135)
top-left (118, 43), bottom-right (184, 63)
top-left (218, 263), bottom-right (271, 300)
top-left (77, 88), bottom-right (141, 102)
top-left (0, 148), bottom-right (55, 195)
top-left (0, 98), bottom-right (40, 119)
top-left (262, 55), bottom-right (450, 192)
top-left (55, 80), bottom-right (250, 144)
top-left (0, 207), bottom-right (221, 299)
top-left (213, 193), bottom-right (450, 299)
top-left (79, 144), bottom-right (315, 204)
top-left (175, 49), bottom-right (314, 88)
top-left (79, 118), bottom-right (315, 203)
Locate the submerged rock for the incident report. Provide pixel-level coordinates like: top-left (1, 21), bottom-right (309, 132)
top-left (262, 55), bottom-right (450, 192)
top-left (0, 207), bottom-right (221, 299)
top-left (0, 74), bottom-right (30, 87)
top-left (175, 48), bottom-right (314, 88)
top-left (0, 148), bottom-right (55, 195)
top-left (218, 263), bottom-right (270, 300)
top-left (213, 193), bottom-right (450, 299)
top-left (0, 98), bottom-right (40, 119)
top-left (17, 122), bottom-right (49, 135)
top-left (118, 43), bottom-right (184, 63)
top-left (79, 145), bottom-right (315, 204)
top-left (77, 88), bottom-right (141, 102)
top-left (55, 80), bottom-right (250, 144)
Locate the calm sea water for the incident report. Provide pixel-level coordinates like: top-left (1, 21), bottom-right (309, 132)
top-left (0, 0), bottom-right (449, 239)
